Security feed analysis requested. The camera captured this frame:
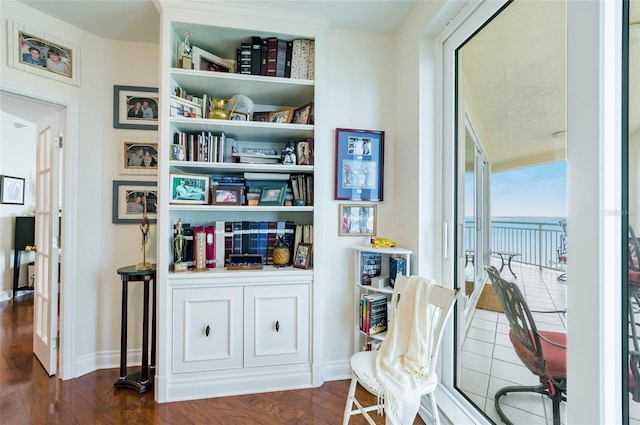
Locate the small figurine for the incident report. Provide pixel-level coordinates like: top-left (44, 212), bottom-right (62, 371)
top-left (178, 30), bottom-right (194, 69)
top-left (282, 141), bottom-right (296, 165)
top-left (136, 196), bottom-right (152, 270)
top-left (173, 218), bottom-right (188, 272)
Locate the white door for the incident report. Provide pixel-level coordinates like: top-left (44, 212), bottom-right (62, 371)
top-left (32, 110), bottom-right (61, 375)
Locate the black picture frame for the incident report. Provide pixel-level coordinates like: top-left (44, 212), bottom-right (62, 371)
top-left (334, 128), bottom-right (384, 201)
top-left (0, 175), bottom-right (25, 205)
top-left (113, 85), bottom-right (159, 130)
top-left (112, 180), bottom-right (158, 224)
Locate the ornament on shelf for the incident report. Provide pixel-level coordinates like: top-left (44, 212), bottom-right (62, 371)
top-left (178, 30), bottom-right (194, 69)
top-left (173, 218), bottom-right (188, 272)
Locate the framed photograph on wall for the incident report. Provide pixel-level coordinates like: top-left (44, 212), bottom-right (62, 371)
top-left (7, 21), bottom-right (80, 86)
top-left (339, 204), bottom-right (377, 236)
top-left (334, 128), bottom-right (384, 201)
top-left (0, 175), bottom-right (25, 205)
top-left (113, 85), bottom-right (159, 130)
top-left (112, 180), bottom-right (158, 224)
top-left (169, 172), bottom-right (209, 205)
top-left (293, 243), bottom-right (313, 269)
top-left (120, 136), bottom-right (158, 175)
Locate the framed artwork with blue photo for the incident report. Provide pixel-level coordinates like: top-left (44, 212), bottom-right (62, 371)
top-left (334, 128), bottom-right (384, 201)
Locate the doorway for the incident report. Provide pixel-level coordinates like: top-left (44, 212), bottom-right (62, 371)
top-left (0, 88), bottom-right (74, 379)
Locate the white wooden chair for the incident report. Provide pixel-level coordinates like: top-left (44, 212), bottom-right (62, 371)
top-left (342, 276), bottom-right (459, 425)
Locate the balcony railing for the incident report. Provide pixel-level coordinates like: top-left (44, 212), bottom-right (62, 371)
top-left (465, 218), bottom-right (566, 271)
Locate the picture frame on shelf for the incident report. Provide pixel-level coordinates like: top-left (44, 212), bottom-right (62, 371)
top-left (8, 21), bottom-right (80, 87)
top-left (339, 204), bottom-right (377, 236)
top-left (268, 108), bottom-right (293, 124)
top-left (170, 144), bottom-right (185, 161)
top-left (169, 172), bottom-right (209, 205)
top-left (113, 85), bottom-right (159, 130)
top-left (252, 111), bottom-right (270, 122)
top-left (0, 175), bottom-right (25, 205)
top-left (296, 139), bottom-right (313, 165)
top-left (120, 136), bottom-right (158, 175)
top-left (112, 180), bottom-right (158, 224)
top-left (192, 46), bottom-right (231, 72)
top-left (169, 95), bottom-right (202, 118)
top-left (334, 128), bottom-right (384, 201)
top-left (293, 243), bottom-right (312, 269)
top-left (258, 185), bottom-right (287, 206)
top-left (292, 102), bottom-right (313, 125)
top-left (211, 186), bottom-right (243, 205)
top-left (230, 111), bottom-right (249, 121)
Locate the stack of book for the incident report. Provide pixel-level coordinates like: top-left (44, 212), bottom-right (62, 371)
top-left (172, 131), bottom-right (233, 163)
top-left (236, 36), bottom-right (314, 80)
top-left (290, 174), bottom-right (313, 205)
top-left (359, 293), bottom-right (388, 336)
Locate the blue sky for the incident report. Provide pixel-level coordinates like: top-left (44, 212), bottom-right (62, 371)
top-left (466, 161), bottom-right (567, 218)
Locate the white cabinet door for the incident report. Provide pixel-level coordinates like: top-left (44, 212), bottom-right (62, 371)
top-left (173, 287), bottom-right (243, 373)
top-left (244, 284), bottom-right (310, 367)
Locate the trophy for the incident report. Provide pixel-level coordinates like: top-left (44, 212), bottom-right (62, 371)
top-left (136, 196), bottom-right (152, 271)
top-left (173, 218), bottom-right (188, 272)
top-left (178, 30), bottom-right (194, 69)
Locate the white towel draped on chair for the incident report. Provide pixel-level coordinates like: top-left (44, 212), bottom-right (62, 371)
top-left (375, 275), bottom-right (436, 424)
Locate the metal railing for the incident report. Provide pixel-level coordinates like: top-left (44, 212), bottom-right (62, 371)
top-left (465, 219), bottom-right (566, 270)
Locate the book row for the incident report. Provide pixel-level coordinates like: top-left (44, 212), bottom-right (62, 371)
top-left (359, 293), bottom-right (388, 336)
top-left (171, 131), bottom-right (314, 166)
top-left (238, 37), bottom-right (315, 80)
top-left (173, 220), bottom-right (313, 270)
top-left (360, 252), bottom-right (407, 288)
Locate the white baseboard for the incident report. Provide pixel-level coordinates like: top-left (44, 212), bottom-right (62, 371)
top-left (0, 290), bottom-right (12, 303)
top-left (322, 359), bottom-right (351, 381)
top-left (76, 349), bottom-right (145, 377)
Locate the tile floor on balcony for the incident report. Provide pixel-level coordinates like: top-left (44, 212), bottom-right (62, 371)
top-left (459, 260), bottom-right (568, 424)
top-left (459, 260), bottom-right (640, 424)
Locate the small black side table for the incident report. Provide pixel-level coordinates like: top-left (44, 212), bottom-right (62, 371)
top-left (114, 265), bottom-right (156, 393)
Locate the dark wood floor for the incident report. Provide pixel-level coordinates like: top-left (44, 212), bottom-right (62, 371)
top-left (0, 294), bottom-right (426, 424)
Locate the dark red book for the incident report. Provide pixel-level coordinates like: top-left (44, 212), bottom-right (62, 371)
top-left (266, 37), bottom-right (278, 77)
top-left (267, 221), bottom-right (277, 264)
top-left (225, 221), bottom-right (233, 266)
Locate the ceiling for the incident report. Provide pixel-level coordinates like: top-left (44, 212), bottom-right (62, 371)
top-left (15, 0), bottom-right (416, 43)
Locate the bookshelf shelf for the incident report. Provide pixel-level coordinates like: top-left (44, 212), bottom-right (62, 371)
top-left (352, 245), bottom-right (412, 353)
top-left (169, 160), bottom-right (313, 174)
top-left (168, 204), bottom-right (313, 212)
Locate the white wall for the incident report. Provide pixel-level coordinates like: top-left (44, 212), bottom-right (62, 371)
top-left (322, 28), bottom-right (396, 375)
top-left (1, 0), bottom-right (158, 376)
top-left (0, 112), bottom-right (36, 301)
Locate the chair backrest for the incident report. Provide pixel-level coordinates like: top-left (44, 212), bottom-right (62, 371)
top-left (485, 266), bottom-right (546, 374)
top-left (391, 275), bottom-right (459, 376)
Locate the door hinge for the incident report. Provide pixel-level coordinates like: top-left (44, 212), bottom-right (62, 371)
top-left (55, 135), bottom-right (63, 148)
top-left (53, 337), bottom-right (59, 350)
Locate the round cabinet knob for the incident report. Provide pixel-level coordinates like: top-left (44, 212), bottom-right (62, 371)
top-left (205, 325), bottom-right (211, 337)
top-left (26, 245), bottom-right (38, 252)
top-left (275, 320), bottom-right (280, 333)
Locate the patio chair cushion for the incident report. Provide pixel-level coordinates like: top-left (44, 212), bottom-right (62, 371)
top-left (510, 330), bottom-right (566, 378)
top-left (630, 269), bottom-right (640, 283)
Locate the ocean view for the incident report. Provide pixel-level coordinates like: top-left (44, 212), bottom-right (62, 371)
top-left (465, 216), bottom-right (567, 270)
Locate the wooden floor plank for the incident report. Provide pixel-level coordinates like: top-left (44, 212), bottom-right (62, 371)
top-left (0, 294), bottom-right (425, 424)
